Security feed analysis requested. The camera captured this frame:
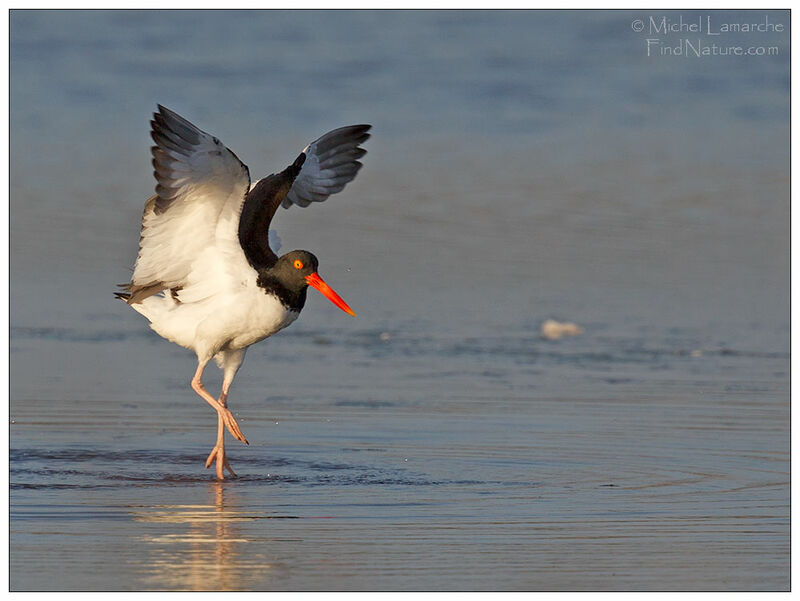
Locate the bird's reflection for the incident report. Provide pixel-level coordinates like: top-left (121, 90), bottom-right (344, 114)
top-left (132, 481), bottom-right (272, 590)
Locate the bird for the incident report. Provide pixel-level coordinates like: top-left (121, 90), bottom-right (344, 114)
top-left (116, 105), bottom-right (370, 479)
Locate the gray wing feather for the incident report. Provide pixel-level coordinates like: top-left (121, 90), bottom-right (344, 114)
top-left (282, 124), bottom-right (371, 209)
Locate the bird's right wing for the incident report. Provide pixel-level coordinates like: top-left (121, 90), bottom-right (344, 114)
top-left (282, 124), bottom-right (371, 208)
top-left (125, 105), bottom-right (251, 302)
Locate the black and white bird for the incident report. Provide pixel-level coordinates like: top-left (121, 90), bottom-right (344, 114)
top-left (117, 105), bottom-right (370, 479)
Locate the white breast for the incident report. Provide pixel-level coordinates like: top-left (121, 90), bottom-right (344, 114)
top-left (132, 281), bottom-right (299, 362)
top-left (222, 290), bottom-right (300, 350)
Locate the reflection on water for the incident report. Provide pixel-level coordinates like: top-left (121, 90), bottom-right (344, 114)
top-left (133, 483), bottom-right (272, 591)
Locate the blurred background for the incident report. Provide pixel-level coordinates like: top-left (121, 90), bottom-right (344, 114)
top-left (10, 10), bottom-right (789, 591)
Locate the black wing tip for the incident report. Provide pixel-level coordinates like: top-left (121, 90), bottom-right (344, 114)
top-left (326, 124), bottom-right (372, 138)
top-left (150, 117), bottom-right (175, 149)
top-left (313, 125), bottom-right (371, 155)
top-left (155, 105), bottom-right (184, 128)
top-left (345, 125), bottom-right (371, 144)
top-left (151, 114), bottom-right (168, 133)
top-left (156, 104), bottom-right (176, 118)
top-left (342, 124), bottom-right (372, 138)
top-left (151, 105), bottom-right (202, 145)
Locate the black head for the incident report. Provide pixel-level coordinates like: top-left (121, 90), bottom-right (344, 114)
top-left (271, 250), bottom-right (320, 292)
top-left (259, 249), bottom-right (355, 316)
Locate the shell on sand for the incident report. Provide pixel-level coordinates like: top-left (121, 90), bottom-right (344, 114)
top-left (540, 319), bottom-right (584, 340)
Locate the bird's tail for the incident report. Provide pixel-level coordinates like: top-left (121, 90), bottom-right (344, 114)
top-left (114, 281), bottom-right (167, 304)
top-left (115, 281), bottom-right (133, 302)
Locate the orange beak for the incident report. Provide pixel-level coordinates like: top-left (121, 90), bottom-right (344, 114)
top-left (305, 272), bottom-right (356, 317)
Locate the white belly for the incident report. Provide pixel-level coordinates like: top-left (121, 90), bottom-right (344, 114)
top-left (133, 287), bottom-right (299, 360)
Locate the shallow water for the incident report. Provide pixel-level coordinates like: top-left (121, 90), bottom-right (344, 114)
top-left (10, 9), bottom-right (789, 591)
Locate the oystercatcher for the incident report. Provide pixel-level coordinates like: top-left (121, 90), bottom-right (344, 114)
top-left (117, 105), bottom-right (370, 479)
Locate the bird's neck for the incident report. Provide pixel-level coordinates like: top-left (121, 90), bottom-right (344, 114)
top-left (256, 270), bottom-right (307, 312)
top-left (238, 153), bottom-right (307, 271)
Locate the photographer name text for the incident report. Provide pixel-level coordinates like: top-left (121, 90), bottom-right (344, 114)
top-left (645, 14), bottom-right (783, 36)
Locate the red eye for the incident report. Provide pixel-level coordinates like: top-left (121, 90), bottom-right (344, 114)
top-left (293, 260), bottom-right (304, 269)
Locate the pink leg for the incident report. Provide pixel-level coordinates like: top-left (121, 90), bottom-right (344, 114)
top-left (205, 388), bottom-right (237, 479)
top-left (191, 362), bottom-right (248, 445)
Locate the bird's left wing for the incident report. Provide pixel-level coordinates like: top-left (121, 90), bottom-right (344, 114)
top-left (282, 124), bottom-right (371, 208)
top-left (237, 124), bottom-right (371, 271)
top-left (124, 106), bottom-right (251, 302)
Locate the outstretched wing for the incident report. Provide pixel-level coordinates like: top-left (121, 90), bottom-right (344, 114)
top-left (124, 105), bottom-right (251, 302)
top-left (282, 124), bottom-right (371, 208)
top-left (238, 124), bottom-right (371, 271)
